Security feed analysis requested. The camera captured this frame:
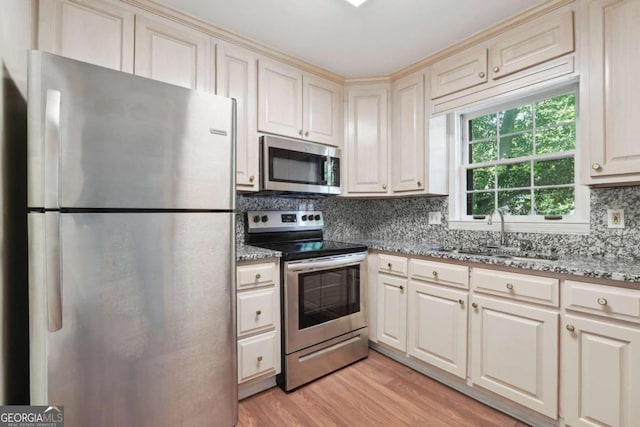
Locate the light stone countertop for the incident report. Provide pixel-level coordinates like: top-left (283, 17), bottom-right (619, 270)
top-left (236, 244), bottom-right (281, 262)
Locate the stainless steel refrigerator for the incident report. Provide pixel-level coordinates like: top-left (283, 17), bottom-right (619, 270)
top-left (27, 51), bottom-right (237, 426)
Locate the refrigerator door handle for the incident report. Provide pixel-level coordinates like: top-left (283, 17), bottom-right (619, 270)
top-left (46, 212), bottom-right (62, 331)
top-left (44, 89), bottom-right (61, 209)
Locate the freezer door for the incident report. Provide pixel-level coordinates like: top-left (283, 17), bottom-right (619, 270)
top-left (29, 212), bottom-right (236, 426)
top-left (28, 51), bottom-right (234, 210)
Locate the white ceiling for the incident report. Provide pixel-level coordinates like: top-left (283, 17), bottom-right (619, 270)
top-left (158, 0), bottom-right (543, 78)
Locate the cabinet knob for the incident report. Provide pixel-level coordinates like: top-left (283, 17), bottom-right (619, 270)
top-left (592, 163), bottom-right (602, 171)
top-left (478, 72), bottom-right (485, 78)
top-left (387, 262), bottom-right (392, 269)
top-left (305, 131), bottom-right (309, 137)
top-left (506, 283), bottom-right (514, 290)
top-left (257, 356), bottom-right (263, 362)
top-left (432, 270), bottom-right (438, 278)
top-left (472, 302), bottom-right (478, 309)
top-left (249, 175), bottom-right (255, 183)
top-left (458, 299), bottom-right (464, 306)
top-left (399, 285), bottom-right (404, 291)
top-left (597, 297), bottom-right (608, 306)
top-left (299, 129), bottom-right (303, 136)
top-left (417, 181), bottom-right (422, 187)
top-left (566, 324), bottom-right (575, 332)
top-left (493, 66), bottom-right (500, 73)
top-left (256, 310), bottom-right (262, 316)
top-left (255, 273), bottom-right (261, 280)
top-left (382, 184), bottom-right (387, 190)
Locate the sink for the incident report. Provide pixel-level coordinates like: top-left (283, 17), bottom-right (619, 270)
top-left (438, 247), bottom-right (559, 261)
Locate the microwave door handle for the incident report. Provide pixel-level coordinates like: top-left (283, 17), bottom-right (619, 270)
top-left (326, 157), bottom-right (332, 186)
top-left (287, 253), bottom-right (366, 272)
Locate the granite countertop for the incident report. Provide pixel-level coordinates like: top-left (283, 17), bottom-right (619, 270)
top-left (236, 244), bottom-right (281, 262)
top-left (351, 240), bottom-right (640, 284)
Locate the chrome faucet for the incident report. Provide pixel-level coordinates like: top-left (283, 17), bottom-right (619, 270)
top-left (487, 208), bottom-right (505, 247)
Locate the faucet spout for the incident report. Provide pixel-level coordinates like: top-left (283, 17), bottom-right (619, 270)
top-left (487, 208), bottom-right (505, 247)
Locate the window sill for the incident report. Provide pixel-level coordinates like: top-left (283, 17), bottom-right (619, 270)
top-left (448, 220), bottom-right (589, 235)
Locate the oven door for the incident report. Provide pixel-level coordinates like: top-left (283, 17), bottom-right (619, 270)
top-left (284, 252), bottom-right (366, 354)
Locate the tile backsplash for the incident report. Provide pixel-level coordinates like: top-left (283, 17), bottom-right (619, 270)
top-left (238, 185), bottom-right (640, 259)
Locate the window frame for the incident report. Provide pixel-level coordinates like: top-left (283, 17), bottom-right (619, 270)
top-left (448, 83), bottom-right (590, 234)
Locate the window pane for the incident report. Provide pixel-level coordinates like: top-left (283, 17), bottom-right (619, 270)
top-left (534, 187), bottom-right (575, 215)
top-left (535, 93), bottom-right (575, 127)
top-left (467, 192), bottom-right (494, 215)
top-left (499, 132), bottom-right (533, 159)
top-left (498, 105), bottom-right (533, 134)
top-left (534, 158), bottom-right (574, 186)
top-left (497, 162), bottom-right (530, 189)
top-left (536, 124), bottom-right (576, 154)
top-left (467, 167), bottom-right (495, 191)
top-left (498, 190), bottom-right (531, 215)
top-left (470, 114), bottom-right (497, 140)
top-left (469, 139), bottom-right (497, 163)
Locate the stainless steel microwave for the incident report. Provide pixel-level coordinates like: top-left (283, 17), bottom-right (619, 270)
top-left (260, 135), bottom-right (341, 195)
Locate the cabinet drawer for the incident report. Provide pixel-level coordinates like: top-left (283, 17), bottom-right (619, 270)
top-left (472, 268), bottom-right (559, 307)
top-left (238, 287), bottom-right (277, 336)
top-left (563, 281), bottom-right (640, 324)
top-left (238, 332), bottom-right (277, 383)
top-left (237, 262), bottom-right (276, 289)
top-left (378, 254), bottom-right (408, 277)
top-left (410, 259), bottom-right (469, 289)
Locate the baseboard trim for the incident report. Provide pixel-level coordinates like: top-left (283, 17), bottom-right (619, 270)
top-left (238, 376), bottom-right (277, 400)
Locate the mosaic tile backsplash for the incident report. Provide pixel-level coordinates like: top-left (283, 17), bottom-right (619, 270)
top-left (237, 186), bottom-right (640, 259)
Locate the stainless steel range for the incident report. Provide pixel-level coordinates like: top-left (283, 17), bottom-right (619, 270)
top-left (246, 210), bottom-right (369, 391)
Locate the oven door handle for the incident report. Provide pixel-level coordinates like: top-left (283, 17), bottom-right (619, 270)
top-left (287, 253), bottom-right (366, 273)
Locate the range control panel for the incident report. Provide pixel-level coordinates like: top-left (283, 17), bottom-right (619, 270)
top-left (247, 210), bottom-right (324, 233)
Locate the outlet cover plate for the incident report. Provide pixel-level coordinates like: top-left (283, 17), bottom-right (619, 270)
top-left (607, 209), bottom-right (625, 228)
top-left (428, 212), bottom-right (442, 225)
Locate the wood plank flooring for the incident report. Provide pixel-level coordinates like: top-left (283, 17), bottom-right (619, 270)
top-left (238, 350), bottom-right (529, 427)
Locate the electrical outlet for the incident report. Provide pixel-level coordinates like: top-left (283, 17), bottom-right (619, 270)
top-left (607, 209), bottom-right (625, 228)
top-left (428, 212), bottom-right (441, 225)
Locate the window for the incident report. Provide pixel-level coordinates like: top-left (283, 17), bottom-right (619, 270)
top-left (462, 90), bottom-right (578, 219)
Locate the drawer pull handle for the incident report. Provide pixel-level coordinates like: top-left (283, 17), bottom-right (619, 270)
top-left (566, 324), bottom-right (575, 332)
top-left (478, 71), bottom-right (485, 78)
top-left (432, 270), bottom-right (438, 277)
top-left (506, 283), bottom-right (514, 290)
top-left (255, 273), bottom-right (261, 280)
top-left (256, 310), bottom-right (262, 316)
top-left (458, 299), bottom-right (464, 306)
top-left (472, 302), bottom-right (478, 309)
top-left (493, 66), bottom-right (500, 73)
top-left (597, 297), bottom-right (608, 306)
top-left (387, 262), bottom-right (392, 269)
top-left (257, 356), bottom-right (263, 362)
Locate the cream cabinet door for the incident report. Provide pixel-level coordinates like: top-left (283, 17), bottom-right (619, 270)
top-left (489, 11), bottom-right (574, 80)
top-left (134, 15), bottom-right (210, 91)
top-left (303, 75), bottom-right (342, 146)
top-left (346, 86), bottom-right (389, 194)
top-left (38, 0), bottom-right (134, 72)
top-left (585, 0), bottom-right (640, 183)
top-left (217, 42), bottom-right (258, 191)
top-left (258, 59), bottom-right (303, 139)
top-left (392, 74), bottom-right (425, 193)
top-left (408, 281), bottom-right (467, 378)
top-left (563, 314), bottom-right (640, 427)
top-left (430, 47), bottom-right (487, 99)
top-left (377, 274), bottom-right (407, 352)
top-left (470, 295), bottom-right (558, 419)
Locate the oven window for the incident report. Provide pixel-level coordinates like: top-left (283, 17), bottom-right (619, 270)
top-left (269, 147), bottom-right (327, 185)
top-left (298, 265), bottom-right (360, 330)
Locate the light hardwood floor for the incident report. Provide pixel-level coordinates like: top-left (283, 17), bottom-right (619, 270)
top-left (238, 350), bottom-right (529, 426)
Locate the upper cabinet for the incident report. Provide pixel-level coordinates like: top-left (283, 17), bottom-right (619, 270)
top-left (38, 0), bottom-right (134, 72)
top-left (430, 8), bottom-right (575, 110)
top-left (258, 59), bottom-right (342, 147)
top-left (582, 0), bottom-right (640, 185)
top-left (134, 14), bottom-right (212, 92)
top-left (217, 42), bottom-right (259, 191)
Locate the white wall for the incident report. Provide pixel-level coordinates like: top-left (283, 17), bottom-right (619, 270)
top-left (0, 0), bottom-right (34, 405)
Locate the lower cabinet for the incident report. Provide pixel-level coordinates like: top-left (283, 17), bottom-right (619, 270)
top-left (407, 281), bottom-right (468, 379)
top-left (376, 274), bottom-right (408, 352)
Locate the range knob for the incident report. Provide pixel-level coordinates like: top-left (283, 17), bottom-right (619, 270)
top-left (301, 215), bottom-right (307, 221)
top-left (314, 214), bottom-right (321, 221)
top-left (252, 215), bottom-right (260, 223)
top-left (261, 215), bottom-right (268, 223)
